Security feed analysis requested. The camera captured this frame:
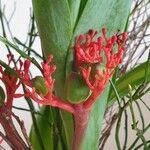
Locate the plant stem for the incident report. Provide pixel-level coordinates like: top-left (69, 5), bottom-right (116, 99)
top-left (0, 106), bottom-right (30, 149)
top-left (129, 86), bottom-right (148, 150)
top-left (72, 104), bottom-right (90, 150)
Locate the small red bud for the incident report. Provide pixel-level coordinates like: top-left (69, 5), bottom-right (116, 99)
top-left (24, 60), bottom-right (31, 70)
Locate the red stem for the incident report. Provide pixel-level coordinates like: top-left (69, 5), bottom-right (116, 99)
top-left (52, 95), bottom-right (75, 113)
top-left (0, 107), bottom-right (29, 149)
top-left (25, 88), bottom-right (75, 114)
top-left (5, 96), bottom-right (13, 110)
top-left (83, 91), bottom-right (102, 110)
top-left (72, 104), bottom-right (90, 150)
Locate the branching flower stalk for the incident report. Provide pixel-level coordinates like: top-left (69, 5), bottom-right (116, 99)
top-left (0, 28), bottom-right (127, 150)
top-left (18, 28), bottom-right (126, 150)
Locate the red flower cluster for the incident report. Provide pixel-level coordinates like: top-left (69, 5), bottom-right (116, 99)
top-left (75, 30), bottom-right (103, 66)
top-left (0, 28), bottom-right (127, 113)
top-left (24, 55), bottom-right (56, 104)
top-left (75, 28), bottom-right (126, 68)
top-left (75, 28), bottom-right (127, 109)
top-left (0, 54), bottom-right (28, 111)
top-left (22, 55), bottom-right (75, 113)
top-left (0, 54), bottom-right (32, 146)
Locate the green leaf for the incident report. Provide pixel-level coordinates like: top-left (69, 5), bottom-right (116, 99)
top-left (67, 0), bottom-right (81, 29)
top-left (108, 61), bottom-right (150, 106)
top-left (73, 0), bottom-right (132, 36)
top-left (32, 0), bottom-right (72, 97)
top-left (30, 106), bottom-right (54, 150)
top-left (30, 106), bottom-right (67, 150)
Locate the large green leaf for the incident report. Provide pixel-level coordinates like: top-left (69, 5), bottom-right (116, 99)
top-left (30, 106), bottom-right (68, 150)
top-left (32, 0), bottom-right (72, 97)
top-left (73, 0), bottom-right (132, 36)
top-left (108, 60), bottom-right (150, 106)
top-left (67, 0), bottom-right (81, 29)
top-left (30, 106), bottom-right (54, 150)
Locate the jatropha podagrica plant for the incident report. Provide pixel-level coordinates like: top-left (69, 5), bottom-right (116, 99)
top-left (0, 28), bottom-right (127, 149)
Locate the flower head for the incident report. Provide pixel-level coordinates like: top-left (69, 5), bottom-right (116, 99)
top-left (22, 55), bottom-right (74, 113)
top-left (75, 28), bottom-right (127, 67)
top-left (75, 28), bottom-right (127, 109)
top-left (23, 55), bottom-right (56, 105)
top-left (0, 54), bottom-right (26, 110)
top-left (75, 29), bottom-right (103, 66)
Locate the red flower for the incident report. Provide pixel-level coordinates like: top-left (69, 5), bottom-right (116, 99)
top-left (75, 28), bottom-right (127, 67)
top-left (24, 55), bottom-right (56, 104)
top-left (75, 28), bottom-right (127, 109)
top-left (23, 55), bottom-right (75, 114)
top-left (75, 29), bottom-right (103, 66)
top-left (0, 54), bottom-right (25, 111)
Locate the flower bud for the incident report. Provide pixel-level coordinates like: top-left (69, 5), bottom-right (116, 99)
top-left (65, 73), bottom-right (90, 104)
top-left (0, 86), bottom-right (5, 106)
top-left (30, 76), bottom-right (48, 96)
